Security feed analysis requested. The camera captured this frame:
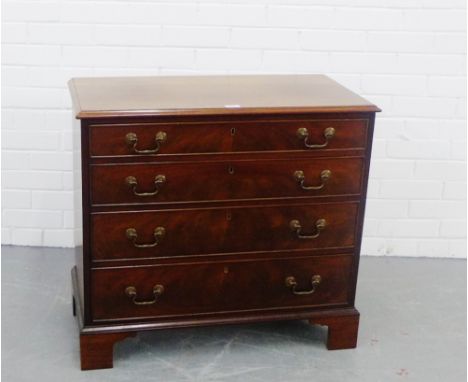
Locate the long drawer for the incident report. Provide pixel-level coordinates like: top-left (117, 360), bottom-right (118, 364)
top-left (91, 201), bottom-right (358, 261)
top-left (90, 157), bottom-right (364, 206)
top-left (89, 119), bottom-right (368, 158)
top-left (91, 254), bottom-right (353, 322)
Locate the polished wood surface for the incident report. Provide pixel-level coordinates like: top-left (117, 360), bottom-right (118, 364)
top-left (91, 254), bottom-right (353, 322)
top-left (69, 75), bottom-right (378, 370)
top-left (80, 332), bottom-right (136, 370)
top-left (91, 202), bottom-right (359, 260)
top-left (89, 118), bottom-right (368, 157)
top-left (311, 309), bottom-right (360, 350)
top-left (69, 75), bottom-right (380, 119)
top-left (90, 158), bottom-right (364, 206)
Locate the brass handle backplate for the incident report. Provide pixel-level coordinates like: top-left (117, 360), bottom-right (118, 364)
top-left (125, 131), bottom-right (167, 154)
top-left (296, 127), bottom-right (335, 149)
top-left (126, 227), bottom-right (166, 248)
top-left (125, 285), bottom-right (164, 305)
top-left (294, 169), bottom-right (331, 190)
top-left (125, 174), bottom-right (166, 196)
top-left (285, 275), bottom-right (321, 295)
top-left (289, 219), bottom-right (326, 239)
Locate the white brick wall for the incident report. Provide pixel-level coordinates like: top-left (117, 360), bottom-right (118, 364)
top-left (1, 0), bottom-right (466, 258)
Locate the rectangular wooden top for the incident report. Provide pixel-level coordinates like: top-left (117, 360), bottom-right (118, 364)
top-left (68, 74), bottom-right (380, 119)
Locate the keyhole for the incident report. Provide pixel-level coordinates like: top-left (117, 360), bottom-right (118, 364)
top-left (224, 266), bottom-right (229, 274)
top-left (230, 127), bottom-right (236, 136)
top-left (228, 165), bottom-right (234, 175)
top-left (226, 211), bottom-right (232, 221)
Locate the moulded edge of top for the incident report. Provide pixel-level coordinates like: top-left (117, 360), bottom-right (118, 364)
top-left (68, 76), bottom-right (381, 120)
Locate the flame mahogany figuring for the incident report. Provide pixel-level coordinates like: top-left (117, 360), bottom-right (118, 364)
top-left (69, 75), bottom-right (379, 370)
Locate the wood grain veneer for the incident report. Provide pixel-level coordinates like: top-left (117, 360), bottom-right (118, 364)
top-left (69, 75), bottom-right (380, 119)
top-left (89, 118), bottom-right (368, 157)
top-left (90, 158), bottom-right (364, 206)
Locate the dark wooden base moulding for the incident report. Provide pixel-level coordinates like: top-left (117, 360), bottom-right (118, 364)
top-left (72, 266), bottom-right (359, 370)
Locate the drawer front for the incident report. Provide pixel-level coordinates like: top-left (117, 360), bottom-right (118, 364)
top-left (89, 119), bottom-right (367, 157)
top-left (91, 254), bottom-right (353, 321)
top-left (91, 157), bottom-right (364, 205)
top-left (91, 202), bottom-right (358, 260)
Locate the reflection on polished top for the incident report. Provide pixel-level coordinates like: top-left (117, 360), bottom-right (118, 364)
top-left (69, 74), bottom-right (380, 118)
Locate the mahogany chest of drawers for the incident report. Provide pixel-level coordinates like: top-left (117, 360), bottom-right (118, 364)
top-left (68, 75), bottom-right (380, 370)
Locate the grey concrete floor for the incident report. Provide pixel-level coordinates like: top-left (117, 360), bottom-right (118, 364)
top-left (1, 246), bottom-right (466, 382)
